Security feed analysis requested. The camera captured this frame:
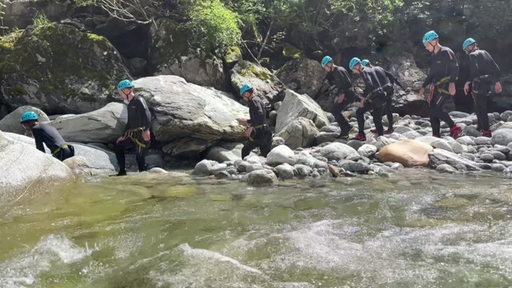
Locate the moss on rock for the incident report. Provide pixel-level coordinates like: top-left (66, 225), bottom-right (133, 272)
top-left (0, 23), bottom-right (129, 113)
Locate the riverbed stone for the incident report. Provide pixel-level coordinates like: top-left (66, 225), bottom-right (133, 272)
top-left (247, 169), bottom-right (277, 186)
top-left (316, 142), bottom-right (357, 161)
top-left (274, 163), bottom-right (295, 180)
top-left (266, 145), bottom-right (297, 166)
top-left (377, 139), bottom-right (433, 167)
top-left (492, 128), bottom-right (512, 146)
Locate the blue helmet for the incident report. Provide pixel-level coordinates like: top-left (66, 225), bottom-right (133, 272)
top-left (462, 38), bottom-right (476, 51)
top-left (240, 84), bottom-right (253, 96)
top-left (117, 79), bottom-right (134, 91)
top-left (20, 111), bottom-right (38, 123)
top-left (321, 56), bottom-right (333, 68)
top-left (361, 59), bottom-right (371, 67)
top-left (422, 30), bottom-right (439, 45)
top-left (349, 57), bottom-right (361, 70)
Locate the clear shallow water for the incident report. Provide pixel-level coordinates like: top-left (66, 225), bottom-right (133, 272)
top-left (1, 169), bottom-right (512, 288)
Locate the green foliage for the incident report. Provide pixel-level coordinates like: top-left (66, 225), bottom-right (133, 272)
top-left (187, 0), bottom-right (241, 57)
top-left (0, 28), bottom-right (21, 49)
top-left (33, 12), bottom-right (51, 28)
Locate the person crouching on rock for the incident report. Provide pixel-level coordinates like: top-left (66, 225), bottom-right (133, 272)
top-left (236, 84), bottom-right (272, 159)
top-left (114, 79), bottom-right (152, 176)
top-left (20, 111), bottom-right (74, 161)
top-left (320, 55), bottom-right (357, 139)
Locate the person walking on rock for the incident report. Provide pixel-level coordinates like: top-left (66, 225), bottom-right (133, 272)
top-left (349, 57), bottom-right (389, 141)
top-left (237, 84), bottom-right (273, 158)
top-left (462, 37), bottom-right (502, 137)
top-left (114, 79), bottom-right (152, 176)
top-left (362, 59), bottom-right (405, 134)
top-left (20, 111), bottom-right (75, 161)
top-left (419, 30), bottom-right (463, 139)
top-left (320, 55), bottom-right (357, 139)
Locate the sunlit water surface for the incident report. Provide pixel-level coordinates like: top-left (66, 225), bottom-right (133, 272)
top-left (1, 169), bottom-right (512, 288)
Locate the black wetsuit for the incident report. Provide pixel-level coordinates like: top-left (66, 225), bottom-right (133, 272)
top-left (373, 66), bottom-right (404, 130)
top-left (326, 65), bottom-right (357, 136)
top-left (356, 66), bottom-right (388, 135)
top-left (241, 95), bottom-right (272, 158)
top-left (32, 123), bottom-right (74, 161)
top-left (115, 95), bottom-right (152, 173)
top-left (467, 49), bottom-right (501, 132)
top-left (422, 46), bottom-right (459, 136)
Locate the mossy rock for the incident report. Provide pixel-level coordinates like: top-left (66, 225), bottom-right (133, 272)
top-left (0, 23), bottom-right (129, 114)
top-left (282, 43), bottom-right (303, 59)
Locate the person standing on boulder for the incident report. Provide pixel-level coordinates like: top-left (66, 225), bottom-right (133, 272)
top-left (462, 37), bottom-right (502, 137)
top-left (362, 59), bottom-right (405, 134)
top-left (237, 84), bottom-right (273, 158)
top-left (419, 30), bottom-right (463, 139)
top-left (20, 111), bottom-right (75, 161)
top-left (349, 57), bottom-right (389, 141)
top-left (114, 79), bottom-right (152, 176)
top-left (320, 55), bottom-right (357, 139)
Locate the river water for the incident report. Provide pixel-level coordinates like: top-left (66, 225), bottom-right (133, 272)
top-left (1, 169), bottom-right (512, 288)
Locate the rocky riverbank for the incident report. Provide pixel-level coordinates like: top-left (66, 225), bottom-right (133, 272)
top-left (4, 83), bottom-right (512, 196)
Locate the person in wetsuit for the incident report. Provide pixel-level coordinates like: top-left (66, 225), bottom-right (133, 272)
top-left (237, 84), bottom-right (273, 158)
top-left (114, 79), bottom-right (152, 176)
top-left (20, 111), bottom-right (74, 161)
top-left (361, 59), bottom-right (405, 134)
top-left (419, 30), bottom-right (463, 139)
top-left (462, 37), bottom-right (502, 137)
top-left (349, 57), bottom-right (389, 141)
top-left (321, 55), bottom-right (357, 139)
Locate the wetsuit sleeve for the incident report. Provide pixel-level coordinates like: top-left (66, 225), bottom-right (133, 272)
top-left (32, 128), bottom-right (45, 153)
top-left (362, 71), bottom-right (376, 97)
top-left (248, 98), bottom-right (266, 126)
top-left (384, 70), bottom-right (404, 89)
top-left (135, 97), bottom-right (152, 130)
top-left (468, 53), bottom-right (478, 81)
top-left (446, 49), bottom-right (459, 83)
top-left (334, 68), bottom-right (352, 93)
top-left (485, 51), bottom-right (501, 79)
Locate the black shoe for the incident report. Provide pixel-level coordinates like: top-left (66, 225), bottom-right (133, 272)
top-left (116, 170), bottom-right (127, 176)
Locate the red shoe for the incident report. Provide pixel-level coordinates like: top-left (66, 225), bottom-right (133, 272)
top-left (432, 134), bottom-right (441, 138)
top-left (449, 125), bottom-right (463, 139)
top-left (384, 128), bottom-right (394, 134)
top-left (481, 130), bottom-right (492, 137)
top-left (352, 132), bottom-right (366, 141)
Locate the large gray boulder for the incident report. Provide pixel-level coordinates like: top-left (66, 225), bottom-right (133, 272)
top-left (275, 89), bottom-right (329, 133)
top-left (166, 55), bottom-right (225, 90)
top-left (51, 102), bottom-right (127, 143)
top-left (274, 117), bottom-right (319, 149)
top-left (0, 106), bottom-right (50, 135)
top-left (4, 132), bottom-right (118, 174)
top-left (148, 19), bottom-right (226, 89)
top-left (0, 23), bottom-right (129, 114)
top-left (133, 75), bottom-right (248, 142)
top-left (0, 131), bottom-right (73, 198)
top-left (276, 58), bottom-right (326, 98)
top-left (229, 60), bottom-right (282, 100)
